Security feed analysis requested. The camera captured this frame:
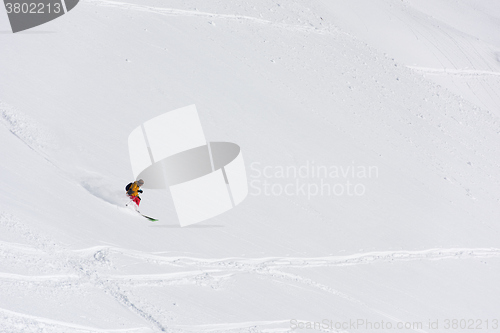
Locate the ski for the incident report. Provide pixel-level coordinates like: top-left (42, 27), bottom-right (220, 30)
top-left (141, 214), bottom-right (158, 222)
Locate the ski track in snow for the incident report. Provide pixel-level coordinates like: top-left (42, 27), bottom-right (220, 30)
top-left (0, 272), bottom-right (80, 282)
top-left (0, 103), bottom-right (54, 152)
top-left (407, 66), bottom-right (500, 77)
top-left (0, 240), bottom-right (43, 254)
top-left (78, 245), bottom-right (500, 270)
top-left (84, 0), bottom-right (341, 36)
top-left (0, 307), bottom-right (149, 333)
top-left (2, 212), bottom-right (499, 332)
top-left (0, 214), bottom-right (170, 333)
top-left (170, 320), bottom-right (298, 333)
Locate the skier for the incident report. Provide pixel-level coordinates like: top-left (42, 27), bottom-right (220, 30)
top-left (126, 179), bottom-right (144, 210)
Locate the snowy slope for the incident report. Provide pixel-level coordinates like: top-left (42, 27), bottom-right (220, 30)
top-left (0, 0), bottom-right (499, 332)
top-left (320, 0), bottom-right (500, 116)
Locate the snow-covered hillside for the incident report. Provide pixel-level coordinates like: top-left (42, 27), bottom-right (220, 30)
top-left (0, 0), bottom-right (499, 332)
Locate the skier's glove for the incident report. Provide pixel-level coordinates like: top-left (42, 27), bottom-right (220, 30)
top-left (139, 189), bottom-right (143, 193)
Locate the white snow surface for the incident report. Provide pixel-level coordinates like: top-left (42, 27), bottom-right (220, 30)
top-left (0, 0), bottom-right (499, 332)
